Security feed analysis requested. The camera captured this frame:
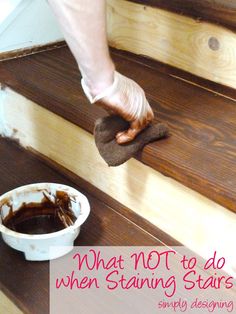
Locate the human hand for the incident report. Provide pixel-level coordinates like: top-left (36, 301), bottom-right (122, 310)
top-left (82, 71), bottom-right (154, 144)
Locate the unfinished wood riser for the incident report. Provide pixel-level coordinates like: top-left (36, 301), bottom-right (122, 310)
top-left (0, 291), bottom-right (23, 314)
top-left (1, 88), bottom-right (236, 277)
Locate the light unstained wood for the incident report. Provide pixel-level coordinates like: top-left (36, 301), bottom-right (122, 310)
top-left (107, 0), bottom-right (236, 89)
top-left (0, 291), bottom-right (24, 314)
top-left (1, 87), bottom-right (236, 277)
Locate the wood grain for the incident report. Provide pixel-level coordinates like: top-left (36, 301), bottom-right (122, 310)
top-left (115, 48), bottom-right (236, 101)
top-left (0, 291), bottom-right (23, 314)
top-left (0, 47), bottom-right (236, 213)
top-left (107, 0), bottom-right (236, 89)
top-left (130, 0), bottom-right (236, 31)
top-left (0, 138), bottom-right (173, 314)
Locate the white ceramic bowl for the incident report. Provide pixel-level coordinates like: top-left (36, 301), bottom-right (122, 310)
top-left (0, 183), bottom-right (90, 261)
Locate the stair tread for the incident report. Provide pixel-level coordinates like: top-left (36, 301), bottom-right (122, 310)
top-left (131, 0), bottom-right (236, 31)
top-left (1, 47), bottom-right (236, 212)
top-left (0, 138), bottom-right (174, 314)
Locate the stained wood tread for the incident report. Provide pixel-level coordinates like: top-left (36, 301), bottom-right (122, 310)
top-left (0, 47), bottom-right (236, 213)
top-left (0, 138), bottom-right (176, 314)
top-left (131, 0), bottom-right (236, 31)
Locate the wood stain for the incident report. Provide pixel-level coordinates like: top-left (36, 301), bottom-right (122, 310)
top-left (1, 191), bottom-right (77, 235)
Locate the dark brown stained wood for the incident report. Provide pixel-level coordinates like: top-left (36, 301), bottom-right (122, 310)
top-left (130, 0), bottom-right (236, 31)
top-left (0, 41), bottom-right (66, 62)
top-left (0, 138), bottom-right (175, 314)
top-left (115, 48), bottom-right (236, 101)
top-left (0, 47), bottom-right (236, 213)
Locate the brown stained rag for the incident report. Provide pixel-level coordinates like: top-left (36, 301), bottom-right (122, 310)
top-left (94, 115), bottom-right (169, 167)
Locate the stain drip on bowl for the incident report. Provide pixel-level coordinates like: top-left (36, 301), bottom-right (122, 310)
top-left (1, 191), bottom-right (77, 234)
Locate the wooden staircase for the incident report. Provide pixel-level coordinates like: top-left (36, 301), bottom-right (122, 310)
top-left (0, 1), bottom-right (236, 313)
top-left (1, 46), bottom-right (236, 213)
top-left (0, 138), bottom-right (178, 314)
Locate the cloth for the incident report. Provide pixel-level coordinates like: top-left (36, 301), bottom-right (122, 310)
top-left (94, 115), bottom-right (169, 166)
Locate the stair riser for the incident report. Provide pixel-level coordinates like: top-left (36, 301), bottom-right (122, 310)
top-left (0, 291), bottom-right (23, 314)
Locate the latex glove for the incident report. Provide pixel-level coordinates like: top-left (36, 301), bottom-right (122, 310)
top-left (82, 71), bottom-right (154, 144)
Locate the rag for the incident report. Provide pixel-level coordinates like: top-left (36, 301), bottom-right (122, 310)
top-left (94, 115), bottom-right (169, 166)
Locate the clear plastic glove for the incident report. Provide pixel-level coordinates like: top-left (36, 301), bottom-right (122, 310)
top-left (48, 0), bottom-right (154, 144)
top-left (82, 71), bottom-right (154, 144)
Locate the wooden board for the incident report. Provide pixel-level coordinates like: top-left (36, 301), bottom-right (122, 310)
top-left (0, 291), bottom-right (23, 314)
top-left (106, 0), bottom-right (236, 89)
top-left (0, 138), bottom-right (174, 314)
top-left (0, 47), bottom-right (236, 215)
top-left (0, 41), bottom-right (66, 62)
top-left (1, 89), bottom-right (236, 279)
top-left (131, 0), bottom-right (236, 31)
top-left (115, 48), bottom-right (236, 101)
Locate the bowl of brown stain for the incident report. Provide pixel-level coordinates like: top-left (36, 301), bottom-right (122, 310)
top-left (0, 183), bottom-right (90, 261)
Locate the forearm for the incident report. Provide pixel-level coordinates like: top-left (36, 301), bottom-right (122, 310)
top-left (48, 0), bottom-right (115, 95)
top-left (48, 0), bottom-right (154, 144)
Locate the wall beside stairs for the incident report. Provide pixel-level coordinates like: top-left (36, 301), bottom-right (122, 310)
top-left (0, 0), bottom-right (21, 24)
top-left (0, 0), bottom-right (63, 54)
